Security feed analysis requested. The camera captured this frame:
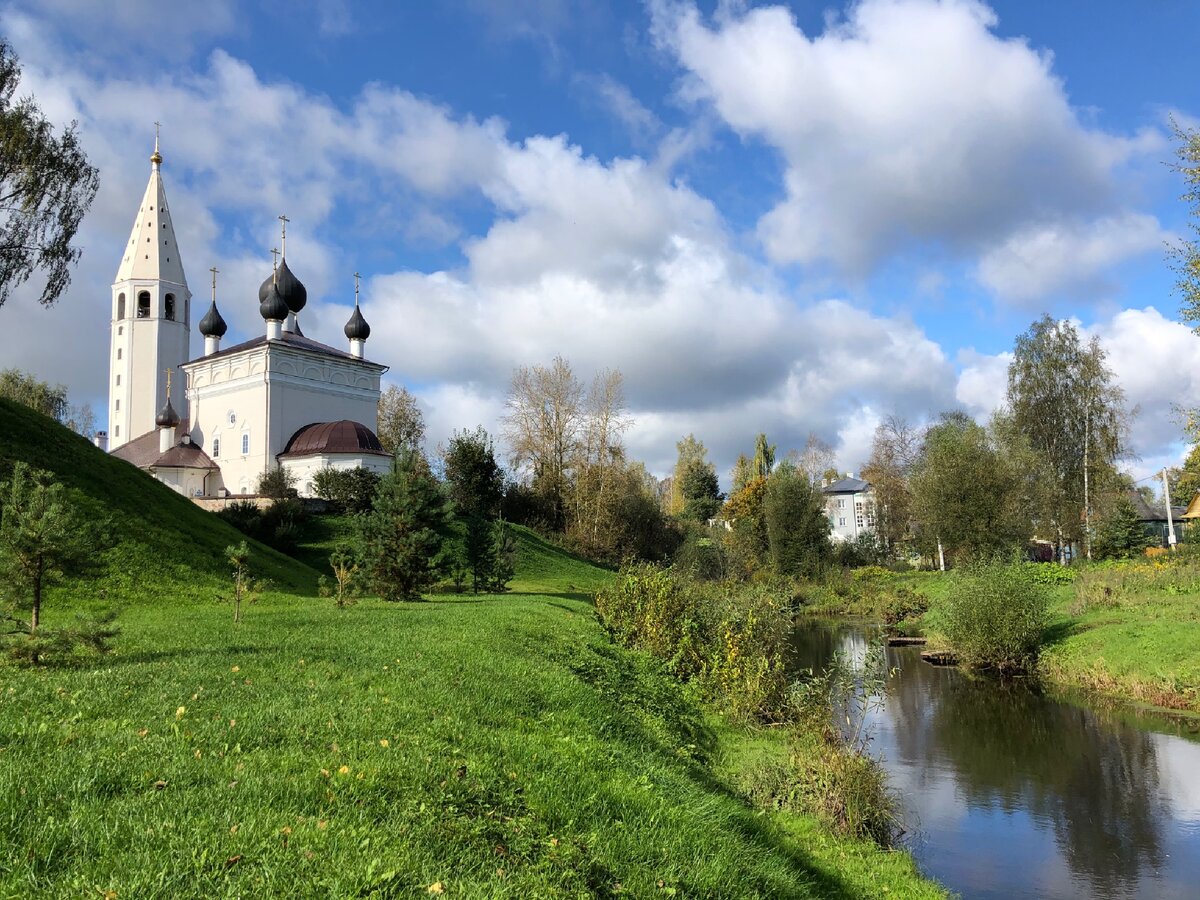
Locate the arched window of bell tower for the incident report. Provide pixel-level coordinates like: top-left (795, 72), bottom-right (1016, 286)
top-left (165, 293), bottom-right (176, 321)
top-left (117, 293), bottom-right (126, 319)
top-left (137, 291), bottom-right (151, 319)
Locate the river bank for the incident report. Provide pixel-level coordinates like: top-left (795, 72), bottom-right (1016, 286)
top-left (792, 619), bottom-right (1200, 900)
top-left (793, 561), bottom-right (1200, 716)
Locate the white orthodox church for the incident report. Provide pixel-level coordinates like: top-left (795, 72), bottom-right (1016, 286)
top-left (105, 141), bottom-right (393, 498)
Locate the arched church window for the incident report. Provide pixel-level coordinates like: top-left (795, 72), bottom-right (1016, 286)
top-left (117, 349), bottom-right (122, 360)
top-left (165, 294), bottom-right (176, 321)
top-left (117, 293), bottom-right (125, 319)
top-left (137, 291), bottom-right (151, 318)
top-left (241, 433), bottom-right (250, 455)
top-left (212, 436), bottom-right (221, 458)
top-left (115, 375), bottom-right (120, 386)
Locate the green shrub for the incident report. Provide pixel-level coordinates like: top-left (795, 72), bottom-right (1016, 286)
top-left (702, 582), bottom-right (791, 721)
top-left (879, 586), bottom-right (926, 625)
top-left (594, 563), bottom-right (707, 678)
top-left (594, 564), bottom-right (790, 722)
top-left (310, 466), bottom-right (381, 512)
top-left (216, 498), bottom-right (307, 553)
top-left (851, 565), bottom-right (893, 582)
top-left (942, 559), bottom-right (1049, 671)
top-left (1022, 561), bottom-right (1076, 585)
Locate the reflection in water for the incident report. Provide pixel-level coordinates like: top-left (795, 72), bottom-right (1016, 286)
top-left (791, 621), bottom-right (1200, 900)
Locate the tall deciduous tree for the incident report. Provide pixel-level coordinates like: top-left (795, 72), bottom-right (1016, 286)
top-left (752, 433), bottom-right (776, 480)
top-left (503, 355), bottom-right (584, 529)
top-left (377, 385), bottom-right (426, 457)
top-left (443, 427), bottom-right (505, 519)
top-left (860, 415), bottom-right (923, 556)
top-left (0, 41), bottom-right (99, 310)
top-left (791, 431), bottom-right (835, 486)
top-left (763, 464), bottom-right (831, 577)
top-left (1007, 315), bottom-right (1128, 560)
top-left (0, 368), bottom-right (67, 421)
top-left (1170, 120), bottom-right (1200, 331)
top-left (669, 434), bottom-right (711, 516)
top-left (910, 413), bottom-right (1032, 564)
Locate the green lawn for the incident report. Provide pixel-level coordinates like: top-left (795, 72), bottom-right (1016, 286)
top-left (0, 400), bottom-right (940, 898)
top-left (1039, 564), bottom-right (1200, 714)
top-left (0, 592), bottom-right (940, 898)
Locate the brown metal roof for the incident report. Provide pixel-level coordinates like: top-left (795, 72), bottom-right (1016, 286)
top-left (111, 418), bottom-right (190, 469)
top-left (151, 441), bottom-right (218, 470)
top-left (278, 420), bottom-right (389, 458)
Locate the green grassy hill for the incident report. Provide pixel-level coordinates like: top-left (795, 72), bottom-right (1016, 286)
top-left (0, 397), bottom-right (315, 597)
top-left (0, 402), bottom-right (940, 898)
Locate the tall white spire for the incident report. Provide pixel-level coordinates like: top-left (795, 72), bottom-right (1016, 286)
top-left (115, 132), bottom-right (187, 285)
top-left (108, 130), bottom-right (192, 451)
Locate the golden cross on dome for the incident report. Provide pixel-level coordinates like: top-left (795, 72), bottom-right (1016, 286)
top-left (270, 247), bottom-right (280, 283)
top-left (209, 266), bottom-right (219, 301)
top-left (278, 215), bottom-right (290, 257)
top-left (165, 368), bottom-right (172, 397)
top-left (354, 271), bottom-right (361, 306)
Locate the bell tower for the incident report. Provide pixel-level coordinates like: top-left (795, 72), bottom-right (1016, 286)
top-left (109, 129), bottom-right (191, 451)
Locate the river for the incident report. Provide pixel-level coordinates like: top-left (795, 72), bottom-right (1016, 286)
top-left (791, 620), bottom-right (1200, 899)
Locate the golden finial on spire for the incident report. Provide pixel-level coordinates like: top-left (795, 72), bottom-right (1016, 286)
top-left (354, 271), bottom-right (361, 307)
top-left (209, 266), bottom-right (219, 302)
top-left (270, 247), bottom-right (280, 284)
top-left (151, 121), bottom-right (163, 166)
top-left (278, 215), bottom-right (290, 258)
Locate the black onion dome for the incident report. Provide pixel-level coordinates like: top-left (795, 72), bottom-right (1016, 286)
top-left (260, 282), bottom-right (289, 322)
top-left (344, 304), bottom-right (370, 340)
top-left (275, 258), bottom-right (307, 313)
top-left (198, 300), bottom-right (228, 337)
top-left (155, 396), bottom-right (180, 428)
top-left (258, 270), bottom-right (275, 302)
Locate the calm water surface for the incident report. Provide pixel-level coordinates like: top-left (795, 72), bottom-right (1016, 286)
top-left (791, 620), bottom-right (1200, 900)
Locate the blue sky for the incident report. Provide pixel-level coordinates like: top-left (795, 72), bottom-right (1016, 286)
top-left (3, 0), bottom-right (1200, 484)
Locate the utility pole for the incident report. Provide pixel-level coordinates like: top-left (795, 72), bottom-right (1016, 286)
top-left (1163, 468), bottom-right (1178, 550)
top-left (1083, 407), bottom-right (1092, 560)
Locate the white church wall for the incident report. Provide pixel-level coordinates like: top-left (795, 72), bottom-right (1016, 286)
top-left (280, 452), bottom-right (392, 497)
top-left (152, 467), bottom-right (211, 498)
top-left (184, 340), bottom-right (385, 497)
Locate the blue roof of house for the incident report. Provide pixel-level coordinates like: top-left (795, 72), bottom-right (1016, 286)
top-left (822, 477), bottom-right (870, 494)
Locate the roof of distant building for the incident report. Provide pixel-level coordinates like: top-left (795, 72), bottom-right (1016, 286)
top-left (151, 440), bottom-right (218, 470)
top-left (112, 418), bottom-right (191, 468)
top-left (185, 329), bottom-right (380, 366)
top-left (278, 420), bottom-right (390, 458)
top-left (822, 477), bottom-right (870, 494)
top-left (1127, 489), bottom-right (1185, 523)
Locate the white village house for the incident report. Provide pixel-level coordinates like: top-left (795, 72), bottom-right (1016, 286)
top-left (103, 140), bottom-right (392, 498)
top-left (821, 474), bottom-right (876, 543)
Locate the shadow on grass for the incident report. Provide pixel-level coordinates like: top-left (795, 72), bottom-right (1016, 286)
top-left (107, 644), bottom-right (282, 667)
top-left (1042, 619), bottom-right (1084, 649)
top-left (563, 639), bottom-right (870, 900)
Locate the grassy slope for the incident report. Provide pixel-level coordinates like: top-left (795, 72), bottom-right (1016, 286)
top-left (1039, 584), bottom-right (1200, 714)
top-left (0, 398), bottom-right (316, 599)
top-left (0, 404), bottom-right (939, 898)
top-left (871, 559), bottom-right (1200, 714)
